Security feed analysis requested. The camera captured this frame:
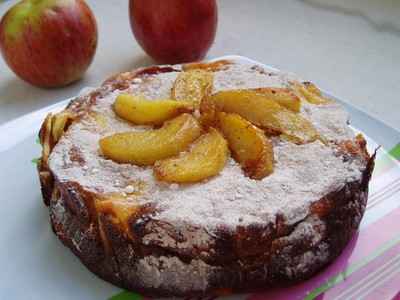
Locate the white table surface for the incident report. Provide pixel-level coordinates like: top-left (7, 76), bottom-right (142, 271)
top-left (0, 0), bottom-right (399, 131)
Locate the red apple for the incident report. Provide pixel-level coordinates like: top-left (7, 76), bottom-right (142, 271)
top-left (0, 0), bottom-right (97, 88)
top-left (129, 0), bottom-right (217, 64)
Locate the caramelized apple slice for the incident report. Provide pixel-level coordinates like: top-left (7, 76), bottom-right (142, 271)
top-left (203, 90), bottom-right (320, 144)
top-left (95, 192), bottom-right (153, 239)
top-left (218, 112), bottom-right (274, 179)
top-left (39, 114), bottom-right (54, 166)
top-left (290, 81), bottom-right (330, 105)
top-left (171, 70), bottom-right (213, 106)
top-left (99, 113), bottom-right (202, 165)
top-left (201, 90), bottom-right (282, 133)
top-left (199, 94), bottom-right (218, 128)
top-left (96, 196), bottom-right (140, 229)
top-left (113, 94), bottom-right (193, 126)
top-left (303, 81), bottom-right (322, 96)
top-left (154, 128), bottom-right (228, 183)
top-left (252, 87), bottom-right (301, 112)
top-left (39, 111), bottom-right (75, 166)
top-left (51, 111), bottom-right (74, 142)
top-left (182, 60), bottom-right (232, 72)
top-left (276, 110), bottom-right (321, 144)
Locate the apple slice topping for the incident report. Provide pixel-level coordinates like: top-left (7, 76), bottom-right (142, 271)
top-left (113, 94), bottom-right (193, 126)
top-left (51, 111), bottom-right (75, 142)
top-left (100, 68), bottom-right (327, 183)
top-left (100, 113), bottom-right (202, 165)
top-left (96, 195), bottom-right (141, 233)
top-left (303, 81), bottom-right (322, 96)
top-left (201, 89), bottom-right (320, 144)
top-left (182, 60), bottom-right (233, 72)
top-left (171, 70), bottom-right (213, 107)
top-left (217, 112), bottom-right (274, 179)
top-left (154, 128), bottom-right (228, 183)
top-left (290, 81), bottom-right (331, 105)
top-left (39, 111), bottom-right (75, 166)
top-left (251, 87), bottom-right (301, 112)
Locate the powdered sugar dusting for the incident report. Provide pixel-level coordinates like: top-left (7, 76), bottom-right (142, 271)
top-left (136, 256), bottom-right (213, 292)
top-left (153, 141), bottom-right (362, 228)
top-left (48, 61), bottom-right (365, 232)
top-left (301, 101), bottom-right (354, 141)
top-left (213, 64), bottom-right (302, 91)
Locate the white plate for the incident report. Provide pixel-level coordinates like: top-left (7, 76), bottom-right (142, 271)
top-left (0, 55), bottom-right (399, 300)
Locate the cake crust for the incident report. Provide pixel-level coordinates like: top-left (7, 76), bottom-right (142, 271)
top-left (37, 60), bottom-right (375, 297)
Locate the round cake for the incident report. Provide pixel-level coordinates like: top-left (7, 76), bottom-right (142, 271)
top-left (37, 59), bottom-right (375, 297)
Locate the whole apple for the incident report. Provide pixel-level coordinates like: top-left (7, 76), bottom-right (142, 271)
top-left (129, 0), bottom-right (217, 64)
top-left (0, 0), bottom-right (97, 88)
